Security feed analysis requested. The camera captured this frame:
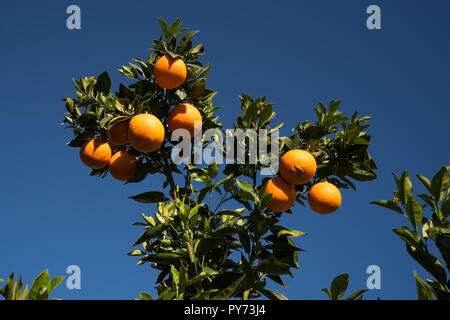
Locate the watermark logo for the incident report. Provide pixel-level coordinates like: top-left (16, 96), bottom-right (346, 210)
top-left (366, 265), bottom-right (381, 289)
top-left (66, 5), bottom-right (81, 30)
top-left (66, 265), bottom-right (81, 290)
top-left (366, 5), bottom-right (381, 30)
top-left (170, 123), bottom-right (280, 176)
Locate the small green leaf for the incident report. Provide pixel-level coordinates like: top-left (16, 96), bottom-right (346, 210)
top-left (94, 71), bottom-right (111, 94)
top-left (129, 191), bottom-right (169, 204)
top-left (416, 174), bottom-right (432, 192)
top-left (405, 195), bottom-right (423, 231)
top-left (271, 225), bottom-right (306, 238)
top-left (207, 161), bottom-right (219, 180)
top-left (138, 292), bottom-right (153, 300)
top-left (258, 288), bottom-right (288, 300)
top-left (256, 257), bottom-right (292, 275)
top-left (330, 273), bottom-right (349, 300)
top-left (196, 237), bottom-right (224, 255)
top-left (238, 229), bottom-right (251, 254)
top-left (370, 200), bottom-right (404, 215)
top-left (346, 289), bottom-right (368, 300)
top-left (29, 270), bottom-right (50, 300)
top-left (211, 274), bottom-right (245, 300)
top-left (393, 227), bottom-right (421, 247)
top-left (414, 270), bottom-right (434, 300)
top-left (431, 167), bottom-right (449, 202)
top-left (49, 276), bottom-right (64, 295)
top-left (398, 172), bottom-right (413, 204)
top-left (321, 288), bottom-right (332, 300)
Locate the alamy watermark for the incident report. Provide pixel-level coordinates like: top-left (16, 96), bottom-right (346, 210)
top-left (170, 123), bottom-right (279, 175)
top-left (366, 5), bottom-right (381, 30)
top-left (66, 5), bottom-right (81, 30)
top-left (366, 265), bottom-right (381, 289)
top-left (66, 265), bottom-right (81, 290)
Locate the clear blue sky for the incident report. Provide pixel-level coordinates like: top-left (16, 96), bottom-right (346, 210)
top-left (1, 0), bottom-right (449, 300)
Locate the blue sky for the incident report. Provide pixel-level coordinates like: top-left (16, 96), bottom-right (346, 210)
top-left (1, 0), bottom-right (449, 300)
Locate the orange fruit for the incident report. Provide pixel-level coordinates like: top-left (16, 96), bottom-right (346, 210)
top-left (109, 150), bottom-right (138, 181)
top-left (279, 149), bottom-right (317, 185)
top-left (308, 182), bottom-right (342, 215)
top-left (154, 55), bottom-right (187, 89)
top-left (167, 103), bottom-right (202, 137)
top-left (79, 137), bottom-right (112, 169)
top-left (128, 113), bottom-right (165, 153)
top-left (264, 177), bottom-right (296, 213)
top-left (107, 116), bottom-right (129, 146)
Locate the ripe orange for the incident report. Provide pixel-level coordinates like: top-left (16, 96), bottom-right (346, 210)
top-left (109, 150), bottom-right (138, 181)
top-left (80, 137), bottom-right (112, 169)
top-left (167, 103), bottom-right (202, 137)
top-left (279, 149), bottom-right (317, 185)
top-left (154, 55), bottom-right (187, 89)
top-left (307, 182), bottom-right (342, 215)
top-left (128, 113), bottom-right (165, 153)
top-left (107, 116), bottom-right (129, 146)
top-left (264, 177), bottom-right (296, 213)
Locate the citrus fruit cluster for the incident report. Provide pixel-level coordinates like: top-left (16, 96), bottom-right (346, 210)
top-left (78, 55), bottom-right (203, 182)
top-left (264, 149), bottom-right (342, 215)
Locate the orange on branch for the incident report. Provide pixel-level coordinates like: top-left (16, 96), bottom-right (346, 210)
top-left (107, 116), bottom-right (129, 146)
top-left (279, 149), bottom-right (317, 185)
top-left (308, 182), bottom-right (342, 215)
top-left (128, 113), bottom-right (165, 153)
top-left (109, 150), bottom-right (138, 181)
top-left (154, 55), bottom-right (187, 89)
top-left (264, 177), bottom-right (296, 213)
top-left (80, 137), bottom-right (112, 169)
top-left (168, 103), bottom-right (202, 137)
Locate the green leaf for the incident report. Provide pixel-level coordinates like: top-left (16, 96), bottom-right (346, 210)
top-left (170, 265), bottom-right (179, 286)
top-left (127, 249), bottom-right (145, 256)
top-left (238, 229), bottom-right (251, 254)
top-left (211, 274), bottom-right (245, 300)
top-left (330, 273), bottom-right (349, 300)
top-left (49, 276), bottom-right (64, 295)
top-left (132, 224), bottom-right (165, 246)
top-left (29, 270), bottom-right (50, 300)
top-left (196, 237), bottom-right (224, 255)
top-left (370, 200), bottom-right (404, 215)
top-left (346, 289), bottom-right (368, 300)
top-left (138, 292), bottom-right (153, 300)
top-left (241, 254), bottom-right (255, 287)
top-left (129, 191), bottom-right (169, 204)
top-left (321, 288), bottom-right (332, 300)
top-left (435, 234), bottom-right (450, 270)
top-left (256, 257), bottom-right (292, 275)
top-left (94, 71), bottom-right (111, 94)
top-left (207, 161), bottom-right (219, 180)
top-left (157, 18), bottom-right (169, 38)
top-left (141, 253), bottom-right (181, 265)
top-left (426, 279), bottom-right (450, 300)
top-left (441, 197), bottom-right (450, 219)
top-left (398, 172), bottom-right (413, 204)
top-left (407, 245), bottom-right (447, 284)
top-left (258, 288), bottom-right (288, 300)
top-left (167, 18), bottom-right (182, 36)
top-left (416, 174), bottom-right (432, 192)
top-left (16, 285), bottom-right (29, 300)
top-left (431, 167), bottom-right (449, 202)
top-left (236, 179), bottom-right (255, 194)
top-left (393, 227), bottom-right (421, 247)
top-left (405, 196), bottom-right (423, 231)
top-left (267, 275), bottom-right (288, 288)
top-left (414, 270), bottom-right (434, 300)
top-left (271, 225), bottom-right (306, 238)
top-left (417, 193), bottom-right (435, 208)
